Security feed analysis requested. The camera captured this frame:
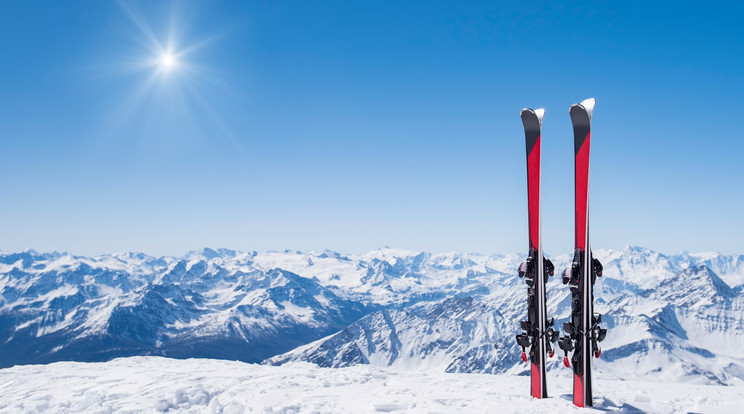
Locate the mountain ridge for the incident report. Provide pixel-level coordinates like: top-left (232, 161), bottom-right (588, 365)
top-left (1, 246), bottom-right (743, 385)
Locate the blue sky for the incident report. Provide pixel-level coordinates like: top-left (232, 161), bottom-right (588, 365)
top-left (1, 1), bottom-right (742, 256)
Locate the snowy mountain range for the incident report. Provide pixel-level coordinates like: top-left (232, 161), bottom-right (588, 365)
top-left (1, 246), bottom-right (743, 386)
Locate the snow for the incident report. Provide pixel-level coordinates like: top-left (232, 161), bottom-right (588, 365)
top-left (0, 357), bottom-right (742, 413)
top-left (279, 300), bottom-right (315, 322)
top-left (253, 250), bottom-right (366, 289)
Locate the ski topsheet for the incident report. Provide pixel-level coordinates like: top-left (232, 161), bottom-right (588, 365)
top-left (558, 98), bottom-right (607, 407)
top-left (516, 108), bottom-right (556, 399)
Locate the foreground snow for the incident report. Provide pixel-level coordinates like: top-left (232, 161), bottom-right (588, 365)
top-left (1, 357), bottom-right (742, 413)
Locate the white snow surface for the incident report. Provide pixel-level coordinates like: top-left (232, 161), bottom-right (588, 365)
top-left (1, 356), bottom-right (742, 414)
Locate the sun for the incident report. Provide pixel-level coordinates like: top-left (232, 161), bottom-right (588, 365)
top-left (160, 52), bottom-right (177, 71)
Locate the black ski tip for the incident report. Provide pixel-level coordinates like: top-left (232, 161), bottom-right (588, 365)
top-left (521, 107), bottom-right (544, 157)
top-left (520, 107), bottom-right (545, 128)
top-left (570, 99), bottom-right (593, 154)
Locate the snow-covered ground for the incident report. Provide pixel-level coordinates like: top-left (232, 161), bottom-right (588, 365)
top-left (1, 356), bottom-right (742, 413)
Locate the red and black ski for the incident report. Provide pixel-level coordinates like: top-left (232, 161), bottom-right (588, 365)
top-left (515, 108), bottom-right (557, 399)
top-left (557, 98), bottom-right (607, 407)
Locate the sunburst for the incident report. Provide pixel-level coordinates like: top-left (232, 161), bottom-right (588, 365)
top-left (108, 0), bottom-right (240, 150)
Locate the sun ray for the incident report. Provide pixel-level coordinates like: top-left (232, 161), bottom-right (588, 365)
top-left (117, 0), bottom-right (164, 55)
top-left (179, 76), bottom-right (244, 151)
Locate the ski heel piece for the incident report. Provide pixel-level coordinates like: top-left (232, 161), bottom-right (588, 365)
top-left (593, 256), bottom-right (603, 277)
top-left (561, 267), bottom-right (571, 285)
top-left (518, 261), bottom-right (528, 278)
top-left (517, 248), bottom-right (537, 280)
top-left (544, 258), bottom-right (554, 283)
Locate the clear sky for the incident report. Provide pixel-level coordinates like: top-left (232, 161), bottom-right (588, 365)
top-left (1, 1), bottom-right (742, 256)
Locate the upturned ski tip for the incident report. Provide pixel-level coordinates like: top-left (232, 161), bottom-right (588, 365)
top-left (520, 107), bottom-right (545, 128)
top-left (570, 98), bottom-right (595, 121)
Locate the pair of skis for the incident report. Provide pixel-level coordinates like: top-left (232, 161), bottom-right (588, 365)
top-left (515, 98), bottom-right (607, 408)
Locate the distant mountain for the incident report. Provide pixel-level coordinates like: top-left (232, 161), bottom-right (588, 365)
top-left (1, 246), bottom-right (743, 385)
top-left (0, 249), bottom-right (369, 367)
top-left (265, 296), bottom-right (514, 373)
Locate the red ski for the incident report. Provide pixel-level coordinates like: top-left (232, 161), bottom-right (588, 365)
top-left (515, 108), bottom-right (557, 399)
top-left (557, 98), bottom-right (607, 407)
